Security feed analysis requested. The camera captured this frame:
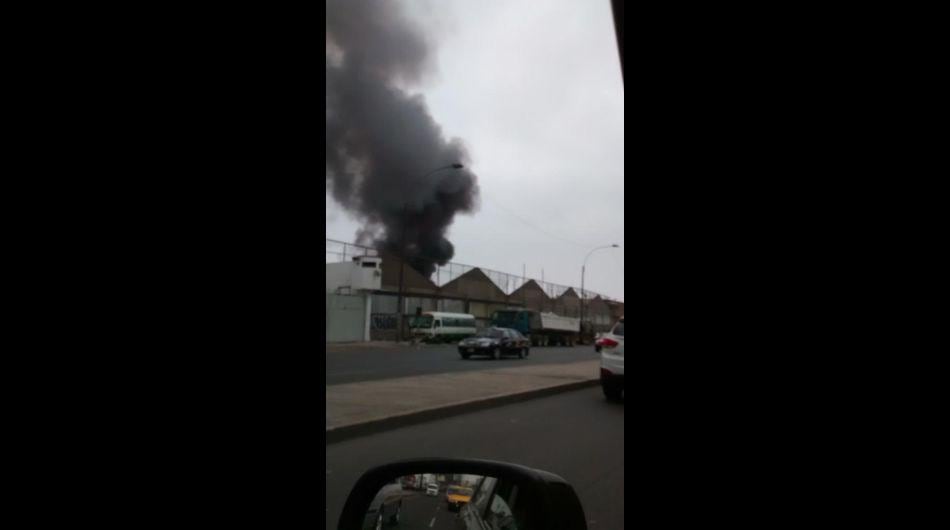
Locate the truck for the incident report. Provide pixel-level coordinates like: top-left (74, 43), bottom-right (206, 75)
top-left (489, 309), bottom-right (581, 347)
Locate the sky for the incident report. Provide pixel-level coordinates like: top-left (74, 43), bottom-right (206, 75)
top-left (326, 0), bottom-right (624, 301)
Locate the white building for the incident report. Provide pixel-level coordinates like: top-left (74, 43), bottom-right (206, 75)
top-left (326, 256), bottom-right (382, 342)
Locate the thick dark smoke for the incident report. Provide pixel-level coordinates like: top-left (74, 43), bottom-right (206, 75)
top-left (326, 0), bottom-right (479, 278)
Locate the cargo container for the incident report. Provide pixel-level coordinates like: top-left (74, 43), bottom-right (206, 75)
top-left (489, 309), bottom-right (580, 346)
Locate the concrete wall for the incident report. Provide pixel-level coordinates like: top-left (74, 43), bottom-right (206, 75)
top-left (371, 294), bottom-right (468, 317)
top-left (368, 294), bottom-right (470, 340)
top-left (440, 299), bottom-right (466, 313)
top-left (372, 294), bottom-right (399, 314)
top-left (326, 293), bottom-right (368, 343)
top-left (326, 263), bottom-right (352, 292)
top-left (326, 257), bottom-right (382, 292)
top-left (468, 301), bottom-right (491, 319)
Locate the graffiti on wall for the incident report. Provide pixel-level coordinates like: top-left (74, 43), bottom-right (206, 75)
top-left (371, 313), bottom-right (398, 330)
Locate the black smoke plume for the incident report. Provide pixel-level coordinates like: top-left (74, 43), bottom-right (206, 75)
top-left (326, 0), bottom-right (479, 278)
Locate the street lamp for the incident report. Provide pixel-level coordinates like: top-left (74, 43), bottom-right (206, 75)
top-left (422, 163), bottom-right (464, 178)
top-left (580, 244), bottom-right (620, 340)
top-left (397, 163), bottom-right (465, 342)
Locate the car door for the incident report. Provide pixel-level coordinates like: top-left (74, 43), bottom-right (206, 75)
top-left (501, 329), bottom-right (516, 353)
top-left (512, 330), bottom-right (524, 352)
top-left (513, 330), bottom-right (526, 349)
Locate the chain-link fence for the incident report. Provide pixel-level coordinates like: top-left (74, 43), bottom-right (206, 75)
top-left (325, 239), bottom-right (379, 263)
top-left (327, 238), bottom-right (620, 303)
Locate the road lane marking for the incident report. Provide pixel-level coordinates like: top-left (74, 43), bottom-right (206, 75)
top-left (429, 517), bottom-right (436, 527)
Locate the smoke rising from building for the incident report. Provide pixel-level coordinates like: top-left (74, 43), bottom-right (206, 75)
top-left (326, 0), bottom-right (479, 277)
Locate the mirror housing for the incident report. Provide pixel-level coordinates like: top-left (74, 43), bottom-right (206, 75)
top-left (338, 458), bottom-right (587, 530)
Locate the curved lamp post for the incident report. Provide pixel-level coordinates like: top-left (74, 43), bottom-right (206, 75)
top-left (580, 244), bottom-right (620, 337)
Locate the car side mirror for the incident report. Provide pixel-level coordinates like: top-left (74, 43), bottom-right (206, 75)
top-left (337, 458), bottom-right (588, 530)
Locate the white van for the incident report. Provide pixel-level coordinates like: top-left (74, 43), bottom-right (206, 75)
top-left (410, 312), bottom-right (477, 343)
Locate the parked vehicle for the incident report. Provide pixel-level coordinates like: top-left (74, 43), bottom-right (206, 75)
top-left (426, 483), bottom-right (439, 496)
top-left (409, 312), bottom-right (477, 343)
top-left (594, 332), bottom-right (604, 352)
top-left (490, 309), bottom-right (580, 347)
top-left (458, 328), bottom-right (530, 360)
top-left (599, 317), bottom-right (624, 401)
top-left (446, 484), bottom-right (474, 512)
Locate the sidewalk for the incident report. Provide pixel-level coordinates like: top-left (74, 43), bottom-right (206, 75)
top-left (326, 360), bottom-right (600, 443)
top-left (324, 340), bottom-right (408, 352)
top-left (325, 340), bottom-right (428, 352)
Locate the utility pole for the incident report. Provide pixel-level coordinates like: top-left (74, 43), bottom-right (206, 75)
top-left (581, 263), bottom-right (586, 325)
top-left (522, 264), bottom-right (527, 308)
top-left (396, 203), bottom-right (408, 342)
top-left (393, 164), bottom-right (464, 343)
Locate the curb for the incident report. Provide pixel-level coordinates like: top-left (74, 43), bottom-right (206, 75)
top-left (326, 378), bottom-right (600, 445)
top-left (325, 341), bottom-right (433, 352)
top-left (325, 342), bottom-right (405, 349)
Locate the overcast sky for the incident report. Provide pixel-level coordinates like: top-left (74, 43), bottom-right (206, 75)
top-left (326, 0), bottom-right (624, 301)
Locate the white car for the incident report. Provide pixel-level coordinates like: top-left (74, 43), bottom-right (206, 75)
top-left (425, 483), bottom-right (439, 496)
top-left (599, 317), bottom-right (624, 401)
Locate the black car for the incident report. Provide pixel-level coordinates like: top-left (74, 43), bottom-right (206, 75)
top-left (458, 327), bottom-right (530, 360)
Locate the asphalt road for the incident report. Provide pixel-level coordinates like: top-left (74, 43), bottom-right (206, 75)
top-left (365, 490), bottom-right (461, 530)
top-left (326, 344), bottom-right (600, 385)
top-left (326, 386), bottom-right (624, 529)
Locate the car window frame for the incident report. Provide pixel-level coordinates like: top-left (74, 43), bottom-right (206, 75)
top-left (469, 476), bottom-right (498, 518)
top-left (485, 481), bottom-right (520, 530)
top-left (612, 319), bottom-right (624, 337)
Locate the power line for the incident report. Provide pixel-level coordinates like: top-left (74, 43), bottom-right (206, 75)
top-left (484, 194), bottom-right (590, 249)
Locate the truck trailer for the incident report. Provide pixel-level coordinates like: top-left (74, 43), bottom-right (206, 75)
top-left (489, 309), bottom-right (581, 347)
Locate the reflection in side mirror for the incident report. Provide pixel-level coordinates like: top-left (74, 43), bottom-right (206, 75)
top-left (361, 478), bottom-right (408, 529)
top-left (363, 474), bottom-right (479, 529)
top-left (339, 459), bottom-right (587, 530)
